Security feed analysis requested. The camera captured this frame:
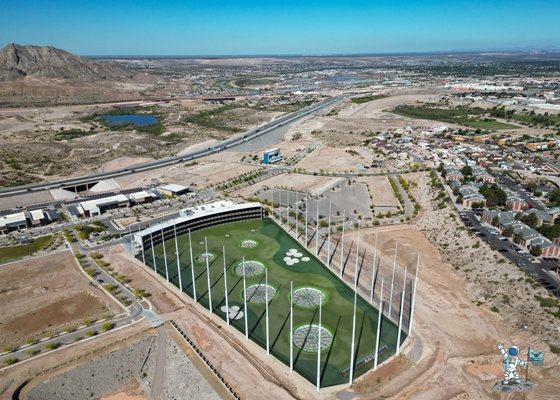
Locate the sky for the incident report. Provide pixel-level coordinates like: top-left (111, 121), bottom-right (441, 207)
top-left (1, 0), bottom-right (559, 56)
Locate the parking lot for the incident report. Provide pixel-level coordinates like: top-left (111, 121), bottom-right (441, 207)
top-left (460, 210), bottom-right (560, 297)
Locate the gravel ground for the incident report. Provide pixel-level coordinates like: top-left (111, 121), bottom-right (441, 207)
top-left (24, 332), bottom-right (220, 400)
top-left (160, 337), bottom-right (220, 400)
top-left (26, 336), bottom-right (157, 400)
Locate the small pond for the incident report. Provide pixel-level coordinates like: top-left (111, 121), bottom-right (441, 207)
top-left (98, 114), bottom-right (158, 127)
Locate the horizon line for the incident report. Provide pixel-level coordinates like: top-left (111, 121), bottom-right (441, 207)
top-left (84, 49), bottom-right (560, 59)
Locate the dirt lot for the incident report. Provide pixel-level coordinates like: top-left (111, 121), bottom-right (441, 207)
top-left (99, 245), bottom-right (184, 314)
top-left (330, 223), bottom-right (560, 399)
top-left (0, 251), bottom-right (120, 349)
top-left (233, 173), bottom-right (340, 198)
top-left (296, 146), bottom-right (368, 173)
top-left (358, 176), bottom-right (400, 208)
top-left (115, 157), bottom-right (259, 190)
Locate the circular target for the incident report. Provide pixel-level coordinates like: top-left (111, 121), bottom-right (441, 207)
top-left (235, 260), bottom-right (265, 277)
top-left (292, 287), bottom-right (326, 309)
top-left (244, 284), bottom-right (276, 303)
top-left (293, 325), bottom-right (333, 352)
top-left (197, 252), bottom-right (215, 262)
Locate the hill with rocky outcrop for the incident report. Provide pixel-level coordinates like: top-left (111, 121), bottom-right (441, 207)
top-left (0, 43), bottom-right (130, 81)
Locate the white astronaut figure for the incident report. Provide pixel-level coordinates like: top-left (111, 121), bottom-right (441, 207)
top-left (497, 343), bottom-right (528, 385)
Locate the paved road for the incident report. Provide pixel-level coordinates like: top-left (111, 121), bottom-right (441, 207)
top-left (0, 96), bottom-right (344, 198)
top-left (437, 170), bottom-right (560, 297)
top-left (0, 235), bottom-right (149, 368)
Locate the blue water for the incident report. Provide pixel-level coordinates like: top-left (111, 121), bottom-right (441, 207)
top-left (99, 114), bottom-right (157, 127)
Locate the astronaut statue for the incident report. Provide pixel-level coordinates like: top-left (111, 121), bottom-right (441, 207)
top-left (497, 343), bottom-right (527, 385)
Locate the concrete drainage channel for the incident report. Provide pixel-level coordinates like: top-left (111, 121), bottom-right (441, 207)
top-left (169, 320), bottom-right (241, 400)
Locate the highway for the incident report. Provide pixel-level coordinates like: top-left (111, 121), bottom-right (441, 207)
top-left (0, 95), bottom-right (344, 198)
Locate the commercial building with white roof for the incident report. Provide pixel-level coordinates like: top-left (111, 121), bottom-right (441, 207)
top-left (133, 200), bottom-right (263, 253)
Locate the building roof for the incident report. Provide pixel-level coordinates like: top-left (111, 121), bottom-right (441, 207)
top-left (135, 201), bottom-right (262, 244)
top-left (129, 191), bottom-right (153, 201)
top-left (530, 236), bottom-right (556, 249)
top-left (80, 194), bottom-right (129, 213)
top-left (29, 209), bottom-right (45, 221)
top-left (158, 183), bottom-right (189, 193)
top-left (0, 212), bottom-right (27, 228)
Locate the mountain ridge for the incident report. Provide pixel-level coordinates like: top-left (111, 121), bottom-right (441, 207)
top-left (0, 43), bottom-right (130, 81)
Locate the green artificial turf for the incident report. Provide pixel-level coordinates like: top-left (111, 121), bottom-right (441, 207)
top-left (142, 218), bottom-right (403, 387)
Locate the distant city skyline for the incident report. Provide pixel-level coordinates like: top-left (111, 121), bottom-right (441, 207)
top-left (1, 0), bottom-right (559, 56)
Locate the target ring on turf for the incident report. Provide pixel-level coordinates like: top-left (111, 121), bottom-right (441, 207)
top-left (240, 239), bottom-right (258, 248)
top-left (197, 252), bottom-right (215, 262)
top-left (243, 284), bottom-right (276, 303)
top-left (235, 260), bottom-right (265, 277)
top-left (292, 324), bottom-right (333, 352)
top-left (292, 287), bottom-right (326, 309)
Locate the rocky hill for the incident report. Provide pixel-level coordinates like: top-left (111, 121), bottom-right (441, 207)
top-left (0, 43), bottom-right (130, 81)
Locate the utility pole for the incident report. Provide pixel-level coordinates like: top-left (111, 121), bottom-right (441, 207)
top-left (188, 229), bottom-right (197, 302)
top-left (408, 254), bottom-right (420, 335)
top-left (223, 245), bottom-right (229, 325)
top-left (161, 228), bottom-right (169, 282)
top-left (174, 225), bottom-right (182, 292)
top-left (204, 237), bottom-right (212, 314)
top-left (370, 231), bottom-right (378, 303)
top-left (388, 241), bottom-right (398, 317)
top-left (339, 210), bottom-right (345, 278)
top-left (374, 278), bottom-right (384, 369)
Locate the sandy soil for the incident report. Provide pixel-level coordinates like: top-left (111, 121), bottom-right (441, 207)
top-left (296, 146), bottom-right (368, 173)
top-left (0, 319), bottom-right (152, 398)
top-left (358, 176), bottom-right (400, 208)
top-left (101, 156), bottom-right (155, 173)
top-left (326, 223), bottom-right (560, 399)
top-left (0, 251), bottom-right (120, 348)
top-left (99, 245), bottom-right (184, 314)
top-left (115, 158), bottom-right (259, 190)
top-left (339, 93), bottom-right (438, 119)
top-left (99, 380), bottom-right (148, 400)
top-left (233, 173), bottom-right (339, 198)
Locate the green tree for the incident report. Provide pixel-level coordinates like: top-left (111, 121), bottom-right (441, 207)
top-left (479, 183), bottom-right (507, 207)
top-left (530, 245), bottom-right (542, 257)
top-left (521, 212), bottom-right (539, 229)
top-left (502, 226), bottom-right (514, 237)
top-left (549, 189), bottom-right (560, 207)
